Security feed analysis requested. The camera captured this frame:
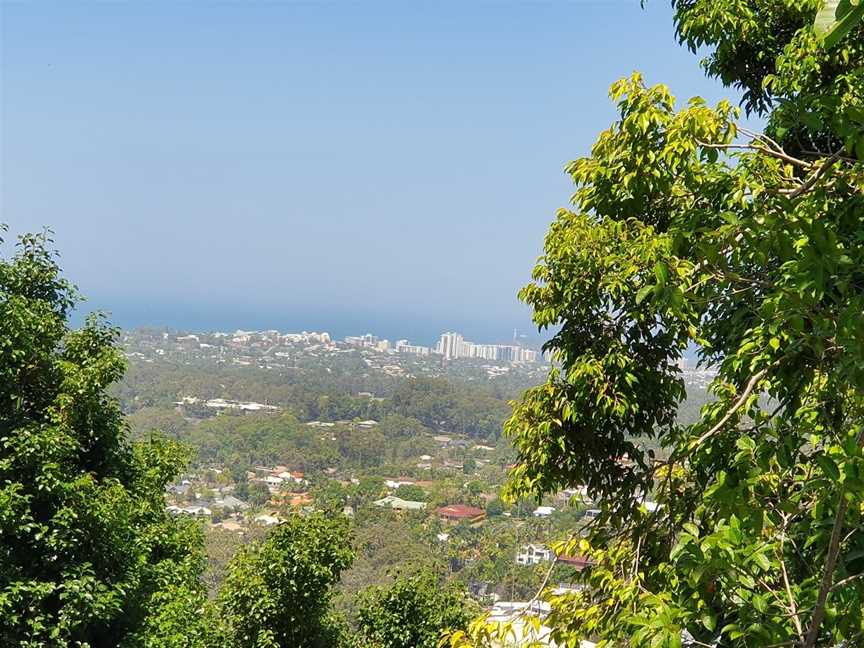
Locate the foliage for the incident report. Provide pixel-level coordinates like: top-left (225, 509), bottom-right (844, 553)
top-left (215, 512), bottom-right (354, 648)
top-left (394, 483), bottom-right (428, 502)
top-left (0, 230), bottom-right (212, 647)
top-left (814, 0), bottom-right (864, 50)
top-left (202, 525), bottom-right (266, 597)
top-left (120, 358), bottom-right (513, 445)
top-left (334, 512), bottom-right (440, 612)
top-left (355, 570), bottom-right (474, 648)
top-left (247, 481), bottom-right (272, 507)
top-left (485, 499), bottom-right (504, 517)
top-left (452, 2), bottom-right (864, 647)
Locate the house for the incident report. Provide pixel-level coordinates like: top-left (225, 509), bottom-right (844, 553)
top-left (214, 495), bottom-right (249, 511)
top-left (218, 520), bottom-right (245, 532)
top-left (166, 483), bottom-right (191, 496)
top-left (167, 505), bottom-right (211, 517)
top-left (516, 544), bottom-right (554, 565)
top-left (533, 506), bottom-right (556, 518)
top-left (276, 471), bottom-right (308, 486)
top-left (383, 478), bottom-right (416, 489)
top-left (254, 514), bottom-right (281, 526)
top-left (437, 504), bottom-right (486, 524)
top-left (373, 495), bottom-right (427, 512)
top-left (486, 601), bottom-right (597, 647)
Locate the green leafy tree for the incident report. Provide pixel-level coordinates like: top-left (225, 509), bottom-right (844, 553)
top-left (247, 481), bottom-right (272, 507)
top-left (0, 229), bottom-right (210, 647)
top-left (393, 483), bottom-right (427, 502)
top-left (484, 498), bottom-right (504, 517)
top-left (355, 476), bottom-right (387, 506)
top-left (356, 570), bottom-right (474, 648)
top-left (216, 513), bottom-right (354, 648)
top-left (451, 2), bottom-right (864, 647)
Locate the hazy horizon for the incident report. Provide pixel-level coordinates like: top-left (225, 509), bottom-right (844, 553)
top-left (2, 1), bottom-right (745, 342)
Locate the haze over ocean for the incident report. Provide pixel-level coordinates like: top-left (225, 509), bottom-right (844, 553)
top-left (2, 1), bottom-right (744, 344)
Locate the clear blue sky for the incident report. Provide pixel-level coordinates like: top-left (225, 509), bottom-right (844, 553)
top-left (1, 1), bottom-right (743, 344)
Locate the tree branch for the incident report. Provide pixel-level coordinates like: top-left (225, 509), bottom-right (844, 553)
top-left (695, 139), bottom-right (812, 169)
top-left (801, 496), bottom-right (848, 648)
top-left (778, 516), bottom-right (804, 641)
top-left (780, 151), bottom-right (843, 198)
top-left (802, 427), bottom-right (864, 648)
top-left (829, 572), bottom-right (864, 593)
top-left (689, 368), bottom-right (768, 450)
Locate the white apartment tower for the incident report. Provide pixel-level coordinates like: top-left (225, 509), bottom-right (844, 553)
top-left (437, 332), bottom-right (464, 360)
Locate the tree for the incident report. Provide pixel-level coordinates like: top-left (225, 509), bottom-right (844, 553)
top-left (354, 476), bottom-right (387, 506)
top-left (0, 229), bottom-right (210, 647)
top-left (462, 458), bottom-right (477, 475)
top-left (247, 481), bottom-right (271, 507)
top-left (394, 484), bottom-right (427, 502)
top-left (484, 498), bottom-right (504, 517)
top-left (216, 512), bottom-right (354, 648)
top-left (451, 2), bottom-right (864, 647)
top-left (356, 570), bottom-right (474, 648)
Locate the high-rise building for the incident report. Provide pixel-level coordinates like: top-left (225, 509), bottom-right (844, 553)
top-left (435, 332), bottom-right (540, 363)
top-left (436, 332), bottom-right (464, 360)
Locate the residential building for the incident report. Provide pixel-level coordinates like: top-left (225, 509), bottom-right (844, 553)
top-left (516, 544), bottom-right (554, 565)
top-left (533, 506), bottom-right (556, 518)
top-left (254, 514), bottom-right (281, 526)
top-left (373, 495), bottom-right (427, 512)
top-left (437, 504), bottom-right (486, 524)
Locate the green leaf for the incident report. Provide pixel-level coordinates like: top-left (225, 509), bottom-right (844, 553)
top-left (816, 454), bottom-right (841, 482)
top-left (636, 284), bottom-right (655, 304)
top-left (752, 552), bottom-right (771, 571)
top-left (814, 0), bottom-right (864, 49)
top-left (654, 262), bottom-right (669, 287)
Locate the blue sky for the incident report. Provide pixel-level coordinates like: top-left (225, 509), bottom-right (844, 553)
top-left (2, 1), bottom-right (743, 344)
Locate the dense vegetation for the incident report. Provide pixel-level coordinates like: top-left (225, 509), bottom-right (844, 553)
top-left (454, 2), bottom-right (864, 647)
top-left (0, 231), bottom-right (474, 647)
top-left (117, 357), bottom-right (514, 442)
top-left (0, 231), bottom-right (207, 646)
top-left (6, 2), bottom-right (862, 647)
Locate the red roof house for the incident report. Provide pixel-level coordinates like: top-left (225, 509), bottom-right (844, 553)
top-left (437, 504), bottom-right (486, 524)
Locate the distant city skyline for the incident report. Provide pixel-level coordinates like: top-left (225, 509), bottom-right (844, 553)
top-left (3, 2), bottom-right (748, 342)
top-left (115, 316), bottom-right (546, 351)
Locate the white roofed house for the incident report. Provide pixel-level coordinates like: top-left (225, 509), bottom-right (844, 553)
top-left (383, 478), bottom-right (415, 490)
top-left (533, 506), bottom-right (556, 518)
top-left (372, 495), bottom-right (427, 512)
top-left (485, 600), bottom-right (597, 648)
top-left (167, 505), bottom-right (212, 517)
top-left (254, 514), bottom-right (281, 526)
